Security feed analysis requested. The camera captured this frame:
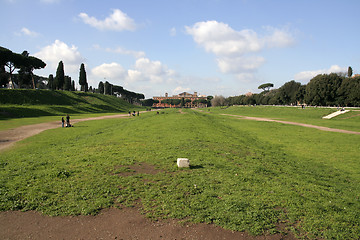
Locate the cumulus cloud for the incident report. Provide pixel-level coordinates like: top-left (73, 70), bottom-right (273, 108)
top-left (34, 40), bottom-right (84, 74)
top-left (91, 62), bottom-right (127, 81)
top-left (128, 58), bottom-right (175, 83)
top-left (294, 65), bottom-right (347, 83)
top-left (185, 20), bottom-right (294, 77)
top-left (16, 27), bottom-right (39, 37)
top-left (185, 21), bottom-right (262, 57)
top-left (79, 9), bottom-right (136, 31)
top-left (172, 86), bottom-right (191, 95)
top-left (91, 58), bottom-right (176, 86)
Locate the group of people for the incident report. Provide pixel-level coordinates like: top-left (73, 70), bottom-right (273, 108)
top-left (61, 114), bottom-right (72, 128)
top-left (129, 111), bottom-right (139, 116)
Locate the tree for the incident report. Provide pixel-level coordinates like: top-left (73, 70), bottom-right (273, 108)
top-left (211, 95), bottom-right (226, 107)
top-left (142, 99), bottom-right (159, 106)
top-left (0, 64), bottom-right (7, 87)
top-left (0, 47), bottom-right (45, 89)
top-left (71, 80), bottom-right (75, 91)
top-left (17, 51), bottom-right (32, 88)
top-left (64, 76), bottom-right (71, 91)
top-left (104, 81), bottom-right (111, 95)
top-left (55, 61), bottom-right (64, 90)
top-left (79, 63), bottom-right (87, 92)
top-left (258, 83), bottom-right (274, 92)
top-left (305, 73), bottom-right (343, 106)
top-left (98, 81), bottom-right (104, 94)
top-left (278, 80), bottom-right (301, 105)
top-left (348, 66), bottom-right (353, 78)
top-left (48, 74), bottom-right (55, 90)
top-left (337, 75), bottom-right (360, 106)
top-left (0, 46), bottom-right (20, 88)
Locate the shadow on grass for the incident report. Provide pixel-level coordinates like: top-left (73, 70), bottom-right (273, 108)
top-left (190, 165), bottom-right (204, 170)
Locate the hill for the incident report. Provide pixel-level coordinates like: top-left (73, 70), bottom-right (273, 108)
top-left (0, 89), bottom-right (142, 119)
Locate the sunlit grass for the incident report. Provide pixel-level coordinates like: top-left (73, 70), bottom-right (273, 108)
top-left (0, 108), bottom-right (359, 239)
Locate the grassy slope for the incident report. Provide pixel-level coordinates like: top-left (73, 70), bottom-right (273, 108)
top-left (0, 109), bottom-right (359, 239)
top-left (0, 89), bottom-right (143, 130)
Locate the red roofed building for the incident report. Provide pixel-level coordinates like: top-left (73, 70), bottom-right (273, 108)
top-left (153, 92), bottom-right (207, 108)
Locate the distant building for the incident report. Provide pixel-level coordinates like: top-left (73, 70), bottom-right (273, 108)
top-left (153, 92), bottom-right (207, 108)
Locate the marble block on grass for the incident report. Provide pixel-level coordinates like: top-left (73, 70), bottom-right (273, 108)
top-left (177, 158), bottom-right (190, 168)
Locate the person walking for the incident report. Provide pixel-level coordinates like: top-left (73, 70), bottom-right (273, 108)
top-left (66, 114), bottom-right (70, 127)
top-left (61, 117), bottom-right (65, 128)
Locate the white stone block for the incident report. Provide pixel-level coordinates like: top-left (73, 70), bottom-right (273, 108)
top-left (177, 158), bottom-right (190, 168)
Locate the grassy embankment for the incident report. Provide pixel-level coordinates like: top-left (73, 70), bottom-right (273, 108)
top-left (0, 89), bottom-right (143, 130)
top-left (0, 107), bottom-right (359, 239)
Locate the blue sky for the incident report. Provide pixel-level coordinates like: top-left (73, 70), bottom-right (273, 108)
top-left (1, 0), bottom-right (359, 98)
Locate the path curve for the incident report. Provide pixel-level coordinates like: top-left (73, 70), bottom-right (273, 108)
top-left (0, 113), bottom-right (132, 151)
top-left (221, 114), bottom-right (360, 135)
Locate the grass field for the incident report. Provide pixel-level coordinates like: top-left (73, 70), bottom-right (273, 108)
top-left (0, 89), bottom-right (143, 121)
top-left (209, 105), bottom-right (360, 132)
top-left (1, 107), bottom-right (359, 239)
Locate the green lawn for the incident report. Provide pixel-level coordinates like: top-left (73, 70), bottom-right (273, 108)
top-left (1, 108), bottom-right (359, 239)
top-left (0, 89), bottom-right (144, 122)
top-left (209, 105), bottom-right (360, 132)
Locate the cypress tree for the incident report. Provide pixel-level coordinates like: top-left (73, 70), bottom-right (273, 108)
top-left (71, 80), bottom-right (75, 91)
top-left (79, 63), bottom-right (87, 92)
top-left (48, 74), bottom-right (55, 90)
top-left (64, 75), bottom-right (71, 91)
top-left (348, 66), bottom-right (353, 78)
top-left (98, 81), bottom-right (104, 94)
top-left (55, 61), bottom-right (64, 90)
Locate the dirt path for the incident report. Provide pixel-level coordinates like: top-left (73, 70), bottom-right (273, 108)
top-left (221, 114), bottom-right (360, 135)
top-left (0, 113), bottom-right (131, 151)
top-left (0, 207), bottom-right (295, 240)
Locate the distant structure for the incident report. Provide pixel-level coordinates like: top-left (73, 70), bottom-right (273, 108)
top-left (153, 92), bottom-right (207, 108)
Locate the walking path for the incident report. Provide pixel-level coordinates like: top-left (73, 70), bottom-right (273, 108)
top-left (221, 114), bottom-right (360, 135)
top-left (322, 110), bottom-right (350, 119)
top-left (0, 113), bottom-right (131, 151)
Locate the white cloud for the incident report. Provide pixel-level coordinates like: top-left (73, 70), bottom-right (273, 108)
top-left (34, 40), bottom-right (84, 75)
top-left (128, 58), bottom-right (175, 83)
top-left (185, 20), bottom-right (294, 77)
top-left (294, 65), bottom-right (347, 83)
top-left (170, 27), bottom-right (176, 37)
top-left (91, 62), bottom-right (126, 81)
top-left (172, 86), bottom-right (191, 95)
top-left (91, 58), bottom-right (175, 86)
top-left (186, 21), bottom-right (262, 57)
top-left (263, 26), bottom-right (294, 48)
top-left (16, 27), bottom-right (39, 37)
top-left (79, 9), bottom-right (136, 31)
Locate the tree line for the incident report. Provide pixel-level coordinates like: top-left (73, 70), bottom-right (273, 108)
top-left (1, 46), bottom-right (145, 104)
top-left (227, 69), bottom-right (360, 107)
top-left (1, 46), bottom-right (46, 89)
